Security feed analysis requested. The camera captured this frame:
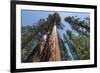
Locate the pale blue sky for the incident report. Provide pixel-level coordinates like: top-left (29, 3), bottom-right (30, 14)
top-left (21, 10), bottom-right (90, 26)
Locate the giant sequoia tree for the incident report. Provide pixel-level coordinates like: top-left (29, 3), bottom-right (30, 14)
top-left (21, 12), bottom-right (64, 62)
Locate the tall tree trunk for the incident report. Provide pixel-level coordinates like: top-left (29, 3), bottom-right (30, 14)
top-left (47, 25), bottom-right (61, 61)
